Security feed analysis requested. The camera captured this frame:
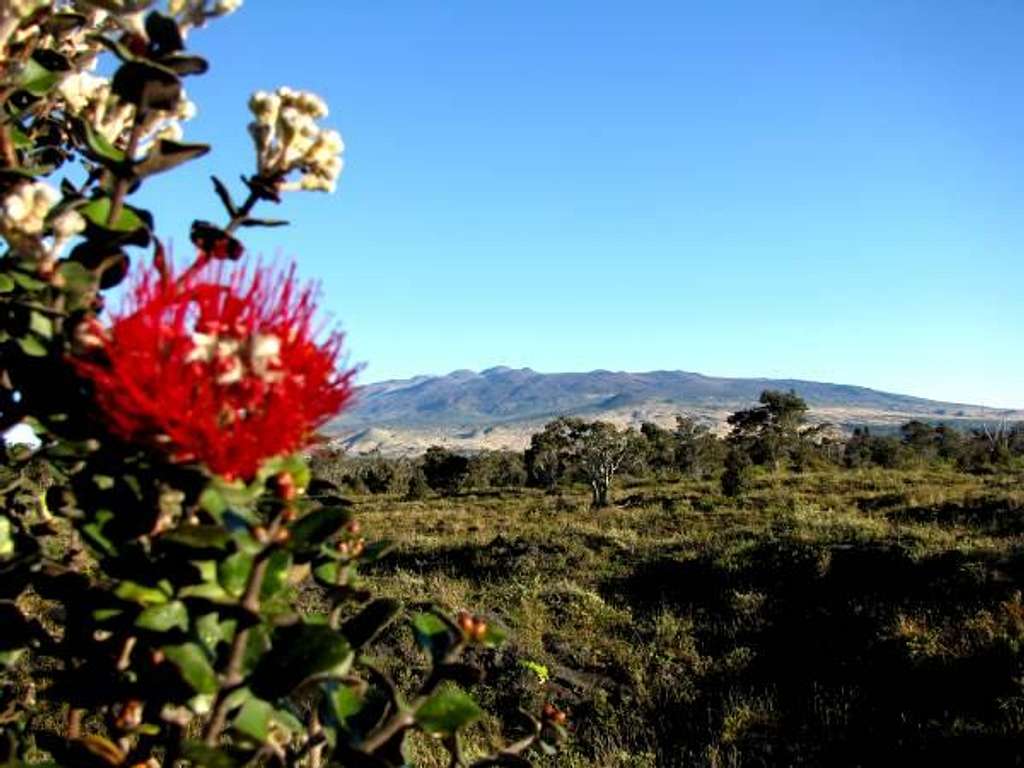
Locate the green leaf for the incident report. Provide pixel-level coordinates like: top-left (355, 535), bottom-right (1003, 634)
top-left (57, 261), bottom-right (94, 293)
top-left (81, 510), bottom-right (117, 556)
top-left (81, 121), bottom-right (126, 167)
top-left (341, 598), bottom-right (402, 650)
top-left (415, 686), bottom-right (483, 737)
top-left (115, 580), bottom-right (169, 606)
top-left (217, 552), bottom-right (253, 598)
top-left (9, 124), bottom-right (32, 149)
top-left (29, 311), bottom-right (52, 339)
top-left (199, 481), bottom-right (260, 524)
top-left (250, 624), bottom-right (352, 700)
top-left (160, 525), bottom-right (232, 553)
top-left (196, 612), bottom-right (232, 656)
top-left (0, 517), bottom-right (12, 558)
top-left (232, 697), bottom-right (272, 742)
top-left (412, 611), bottom-right (455, 663)
top-left (136, 600), bottom-right (188, 632)
top-left (325, 683), bottom-right (363, 726)
top-left (80, 197), bottom-right (147, 234)
top-left (16, 335), bottom-right (47, 357)
top-left (162, 642), bottom-right (217, 695)
top-left (287, 506), bottom-right (351, 560)
top-left (18, 58), bottom-right (60, 96)
top-left (480, 623), bottom-right (507, 647)
top-left (259, 550), bottom-right (292, 600)
top-left (10, 271), bottom-right (46, 290)
top-left (0, 273), bottom-right (14, 293)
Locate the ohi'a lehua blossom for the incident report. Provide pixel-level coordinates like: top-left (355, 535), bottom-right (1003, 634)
top-left (72, 261), bottom-right (355, 479)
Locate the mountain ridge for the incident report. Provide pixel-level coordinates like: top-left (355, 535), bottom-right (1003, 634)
top-left (327, 367), bottom-right (1022, 455)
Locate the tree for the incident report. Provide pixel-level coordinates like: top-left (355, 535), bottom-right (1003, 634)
top-left (422, 446), bottom-right (471, 494)
top-left (900, 420), bottom-right (939, 463)
top-left (640, 421), bottom-right (677, 475)
top-left (721, 446), bottom-right (753, 497)
top-left (525, 417), bottom-right (576, 490)
top-left (527, 418), bottom-right (641, 507)
top-left (572, 421), bottom-right (641, 508)
top-left (727, 389), bottom-right (808, 470)
top-left (673, 416), bottom-right (726, 477)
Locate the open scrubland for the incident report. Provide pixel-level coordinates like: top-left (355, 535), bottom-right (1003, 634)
top-left (327, 466), bottom-right (1024, 767)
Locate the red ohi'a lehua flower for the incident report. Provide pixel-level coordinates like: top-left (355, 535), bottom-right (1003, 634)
top-left (73, 260), bottom-right (356, 480)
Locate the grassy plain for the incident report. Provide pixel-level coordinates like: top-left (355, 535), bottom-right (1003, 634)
top-left (340, 467), bottom-right (1024, 767)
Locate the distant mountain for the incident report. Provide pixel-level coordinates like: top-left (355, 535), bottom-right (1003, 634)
top-left (328, 367), bottom-right (1023, 455)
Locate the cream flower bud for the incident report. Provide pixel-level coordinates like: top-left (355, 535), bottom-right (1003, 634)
top-left (154, 122), bottom-right (184, 142)
top-left (51, 209), bottom-right (86, 240)
top-left (175, 97), bottom-right (197, 121)
top-left (58, 72), bottom-right (108, 113)
top-left (214, 0), bottom-right (243, 14)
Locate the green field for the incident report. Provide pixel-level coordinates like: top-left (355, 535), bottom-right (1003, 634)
top-left (332, 467), bottom-right (1024, 767)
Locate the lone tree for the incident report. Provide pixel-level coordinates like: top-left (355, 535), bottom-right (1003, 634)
top-left (727, 389), bottom-right (809, 470)
top-left (528, 418), bottom-right (641, 507)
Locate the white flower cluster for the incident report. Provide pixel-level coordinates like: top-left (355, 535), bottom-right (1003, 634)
top-left (248, 87), bottom-right (344, 193)
top-left (0, 0), bottom-right (51, 52)
top-left (167, 0), bottom-right (243, 35)
top-left (57, 71), bottom-right (133, 143)
top-left (0, 181), bottom-right (85, 256)
top-left (57, 69), bottom-right (197, 147)
top-left (2, 181), bottom-right (58, 237)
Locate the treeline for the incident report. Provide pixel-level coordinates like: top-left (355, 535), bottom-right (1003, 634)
top-left (311, 390), bottom-right (1024, 505)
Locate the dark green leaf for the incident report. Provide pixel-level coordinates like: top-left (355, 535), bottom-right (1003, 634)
top-left (135, 139), bottom-right (210, 178)
top-left (162, 53), bottom-right (209, 76)
top-left (144, 11), bottom-right (184, 56)
top-left (412, 611), bottom-right (455, 663)
top-left (111, 60), bottom-right (181, 110)
top-left (238, 217), bottom-right (289, 228)
top-left (288, 506), bottom-right (351, 560)
top-left (341, 598), bottom-right (402, 650)
top-left (160, 524), bottom-right (232, 554)
top-left (211, 176), bottom-right (237, 216)
top-left (250, 624), bottom-right (352, 699)
top-left (90, 33), bottom-right (138, 64)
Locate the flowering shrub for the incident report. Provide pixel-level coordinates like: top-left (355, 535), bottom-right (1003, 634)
top-left (0, 3), bottom-right (563, 767)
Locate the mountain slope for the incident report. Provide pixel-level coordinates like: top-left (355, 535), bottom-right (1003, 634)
top-left (328, 367), bottom-right (1022, 454)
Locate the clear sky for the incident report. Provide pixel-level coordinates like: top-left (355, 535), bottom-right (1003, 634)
top-left (136, 0), bottom-right (1024, 408)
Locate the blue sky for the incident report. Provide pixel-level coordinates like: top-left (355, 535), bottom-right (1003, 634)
top-left (137, 1), bottom-right (1023, 407)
